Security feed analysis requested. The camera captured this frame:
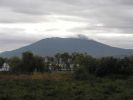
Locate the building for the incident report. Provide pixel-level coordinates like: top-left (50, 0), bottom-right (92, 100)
top-left (0, 63), bottom-right (10, 72)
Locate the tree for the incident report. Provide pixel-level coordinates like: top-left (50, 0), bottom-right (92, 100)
top-left (0, 57), bottom-right (5, 67)
top-left (9, 57), bottom-right (22, 72)
top-left (95, 57), bottom-right (118, 76)
top-left (60, 53), bottom-right (70, 63)
top-left (73, 53), bottom-right (97, 80)
top-left (20, 51), bottom-right (48, 73)
top-left (60, 53), bottom-right (71, 70)
top-left (55, 53), bottom-right (61, 64)
top-left (34, 56), bottom-right (48, 72)
top-left (21, 51), bottom-right (35, 72)
top-left (119, 57), bottom-right (131, 75)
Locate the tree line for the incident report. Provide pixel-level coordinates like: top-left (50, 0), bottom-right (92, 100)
top-left (74, 54), bottom-right (133, 79)
top-left (0, 52), bottom-right (48, 73)
top-left (0, 51), bottom-right (133, 78)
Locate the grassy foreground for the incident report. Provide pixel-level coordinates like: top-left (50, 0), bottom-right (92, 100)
top-left (0, 73), bottom-right (133, 100)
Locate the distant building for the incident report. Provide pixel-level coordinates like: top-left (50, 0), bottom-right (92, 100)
top-left (44, 57), bottom-right (49, 63)
top-left (0, 63), bottom-right (10, 72)
top-left (44, 57), bottom-right (76, 72)
top-left (70, 64), bottom-right (74, 71)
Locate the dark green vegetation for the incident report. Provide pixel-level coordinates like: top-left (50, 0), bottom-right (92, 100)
top-left (2, 51), bottom-right (133, 78)
top-left (8, 52), bottom-right (49, 73)
top-left (0, 73), bottom-right (133, 100)
top-left (73, 54), bottom-right (133, 79)
top-left (0, 52), bottom-right (133, 100)
top-left (0, 57), bottom-right (5, 66)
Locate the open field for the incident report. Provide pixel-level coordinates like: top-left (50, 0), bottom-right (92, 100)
top-left (0, 72), bottom-right (72, 80)
top-left (0, 73), bottom-right (133, 100)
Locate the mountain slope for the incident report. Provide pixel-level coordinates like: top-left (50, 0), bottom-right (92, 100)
top-left (0, 37), bottom-right (133, 58)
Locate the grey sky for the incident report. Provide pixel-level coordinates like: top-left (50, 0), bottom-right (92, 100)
top-left (0, 0), bottom-right (133, 52)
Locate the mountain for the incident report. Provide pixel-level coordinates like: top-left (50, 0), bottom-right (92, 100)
top-left (0, 37), bottom-right (133, 58)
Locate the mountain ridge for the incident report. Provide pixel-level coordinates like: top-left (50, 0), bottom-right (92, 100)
top-left (0, 37), bottom-right (133, 58)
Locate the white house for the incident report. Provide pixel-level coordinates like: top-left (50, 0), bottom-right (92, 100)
top-left (0, 63), bottom-right (10, 72)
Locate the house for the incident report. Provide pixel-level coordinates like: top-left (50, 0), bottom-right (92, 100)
top-left (0, 63), bottom-right (10, 72)
top-left (44, 57), bottom-right (76, 72)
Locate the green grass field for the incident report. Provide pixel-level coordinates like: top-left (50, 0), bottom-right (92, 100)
top-left (0, 73), bottom-right (133, 100)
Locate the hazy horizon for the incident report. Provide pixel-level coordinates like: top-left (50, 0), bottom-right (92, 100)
top-left (0, 0), bottom-right (133, 52)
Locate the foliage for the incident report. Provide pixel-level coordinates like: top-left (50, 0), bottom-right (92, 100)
top-left (1, 52), bottom-right (133, 78)
top-left (0, 52), bottom-right (133, 100)
top-left (8, 57), bottom-right (22, 72)
top-left (73, 55), bottom-right (133, 79)
top-left (0, 73), bottom-right (132, 100)
top-left (0, 57), bottom-right (5, 66)
top-left (8, 52), bottom-right (48, 73)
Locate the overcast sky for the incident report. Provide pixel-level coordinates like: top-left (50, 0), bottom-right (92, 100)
top-left (0, 0), bottom-right (133, 52)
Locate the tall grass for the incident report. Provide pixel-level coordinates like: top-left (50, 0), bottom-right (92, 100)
top-left (0, 73), bottom-right (132, 100)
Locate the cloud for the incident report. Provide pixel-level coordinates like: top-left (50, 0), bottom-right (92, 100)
top-left (92, 34), bottom-right (133, 49)
top-left (0, 0), bottom-right (132, 33)
top-left (0, 0), bottom-right (133, 51)
top-left (0, 28), bottom-right (35, 50)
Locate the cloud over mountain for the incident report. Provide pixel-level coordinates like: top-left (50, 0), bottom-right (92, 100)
top-left (0, 0), bottom-right (133, 51)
